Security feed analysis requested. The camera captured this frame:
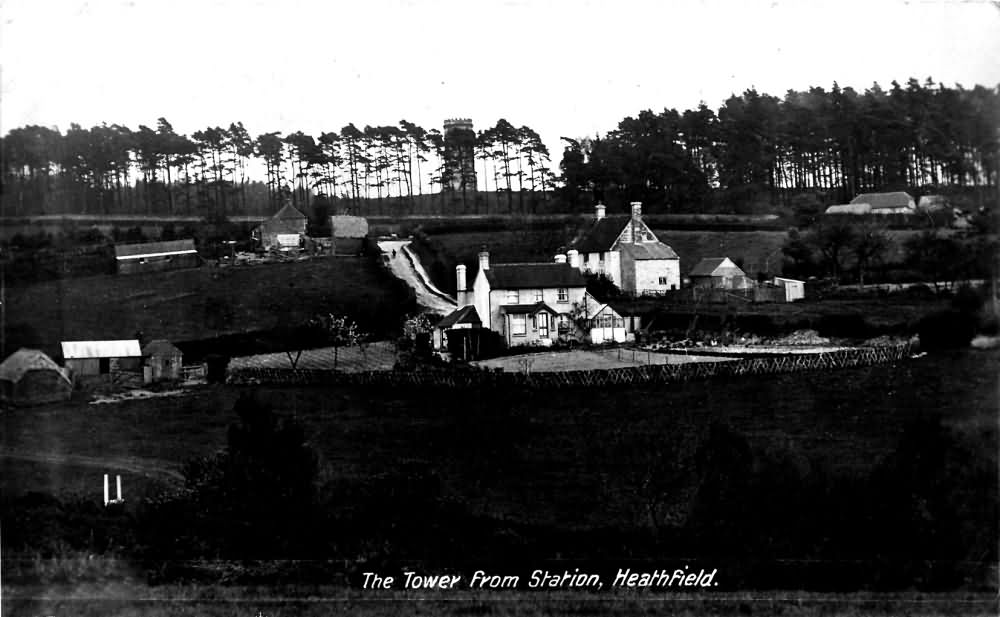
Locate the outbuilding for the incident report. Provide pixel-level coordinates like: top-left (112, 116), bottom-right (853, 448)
top-left (330, 215), bottom-right (370, 255)
top-left (61, 340), bottom-right (142, 381)
top-left (253, 203), bottom-right (308, 251)
top-left (0, 348), bottom-right (73, 406)
top-left (689, 257), bottom-right (752, 290)
top-left (773, 277), bottom-right (806, 302)
top-left (142, 340), bottom-right (184, 383)
top-left (115, 239), bottom-right (201, 274)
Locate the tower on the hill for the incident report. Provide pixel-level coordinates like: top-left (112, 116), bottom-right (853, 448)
top-left (443, 118), bottom-right (478, 192)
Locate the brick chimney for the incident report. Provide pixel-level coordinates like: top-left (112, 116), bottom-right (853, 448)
top-left (630, 201), bottom-right (643, 243)
top-left (595, 203), bottom-right (606, 221)
top-left (630, 201), bottom-right (642, 220)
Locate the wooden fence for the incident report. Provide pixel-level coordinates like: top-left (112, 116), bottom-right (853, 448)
top-left (227, 342), bottom-right (914, 390)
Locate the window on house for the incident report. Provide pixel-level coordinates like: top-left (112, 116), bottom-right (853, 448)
top-left (557, 288), bottom-right (568, 303)
top-left (506, 290), bottom-right (519, 304)
top-left (534, 289), bottom-right (543, 303)
top-left (658, 276), bottom-right (668, 285)
top-left (511, 314), bottom-right (527, 336)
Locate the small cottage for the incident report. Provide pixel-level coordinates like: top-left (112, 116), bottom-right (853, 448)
top-left (142, 340), bottom-right (184, 383)
top-left (0, 348), bottom-right (73, 406)
top-left (61, 340), bottom-right (142, 381)
top-left (689, 258), bottom-right (752, 290)
top-left (115, 239), bottom-right (201, 274)
top-left (253, 203), bottom-right (308, 250)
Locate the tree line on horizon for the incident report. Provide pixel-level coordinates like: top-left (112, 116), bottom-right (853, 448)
top-left (560, 78), bottom-right (999, 213)
top-left (2, 78), bottom-right (997, 220)
top-left (1, 118), bottom-right (556, 220)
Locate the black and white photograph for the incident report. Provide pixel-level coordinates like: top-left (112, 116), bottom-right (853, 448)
top-left (1, 0), bottom-right (998, 615)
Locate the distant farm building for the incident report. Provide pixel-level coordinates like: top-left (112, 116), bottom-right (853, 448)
top-left (330, 215), bottom-right (369, 255)
top-left (917, 195), bottom-right (948, 212)
top-left (0, 348), bottom-right (73, 406)
top-left (142, 340), bottom-right (183, 383)
top-left (850, 191), bottom-right (916, 214)
top-left (773, 277), bottom-right (806, 302)
top-left (824, 203), bottom-right (871, 216)
top-left (61, 340), bottom-right (142, 383)
top-left (433, 305), bottom-right (483, 359)
top-left (689, 257), bottom-right (752, 290)
top-left (115, 239), bottom-right (201, 274)
top-left (254, 203), bottom-right (308, 250)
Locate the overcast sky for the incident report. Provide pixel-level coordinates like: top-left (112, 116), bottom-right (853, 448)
top-left (2, 0), bottom-right (999, 159)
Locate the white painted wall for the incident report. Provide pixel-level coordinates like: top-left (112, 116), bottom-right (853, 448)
top-left (633, 259), bottom-right (681, 294)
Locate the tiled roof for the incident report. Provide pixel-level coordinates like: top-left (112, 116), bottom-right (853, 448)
top-left (142, 340), bottom-right (183, 357)
top-left (574, 216), bottom-right (628, 253)
top-left (619, 241), bottom-right (679, 260)
top-left (484, 263), bottom-right (588, 290)
top-left (61, 340), bottom-right (142, 359)
top-left (115, 239), bottom-right (197, 259)
top-left (849, 192), bottom-right (914, 210)
top-left (689, 257), bottom-right (745, 278)
top-left (437, 305), bottom-right (482, 329)
top-left (500, 302), bottom-right (559, 315)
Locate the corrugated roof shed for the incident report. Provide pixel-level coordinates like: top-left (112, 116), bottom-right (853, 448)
top-left (849, 192), bottom-right (915, 210)
top-left (61, 340), bottom-right (142, 359)
top-left (331, 215), bottom-right (369, 239)
top-left (484, 263), bottom-right (588, 290)
top-left (115, 239), bottom-right (197, 259)
top-left (0, 349), bottom-right (70, 384)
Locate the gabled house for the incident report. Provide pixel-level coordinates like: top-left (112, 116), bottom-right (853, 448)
top-left (689, 257), bottom-right (751, 290)
top-left (572, 202), bottom-right (680, 295)
top-left (253, 202), bottom-right (308, 250)
top-left (460, 250), bottom-right (589, 348)
top-left (850, 192), bottom-right (916, 214)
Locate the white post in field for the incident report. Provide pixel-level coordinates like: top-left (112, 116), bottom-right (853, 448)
top-left (116, 475), bottom-right (123, 502)
top-left (103, 474), bottom-right (109, 506)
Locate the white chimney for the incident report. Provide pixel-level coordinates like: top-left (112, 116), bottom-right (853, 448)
top-left (478, 249), bottom-right (490, 271)
top-left (117, 474), bottom-right (123, 502)
top-left (103, 474), bottom-right (109, 505)
top-left (456, 264), bottom-right (467, 306)
top-left (567, 249), bottom-right (580, 269)
top-left (595, 203), bottom-right (606, 221)
top-left (630, 201), bottom-right (642, 220)
top-left (554, 254), bottom-right (567, 264)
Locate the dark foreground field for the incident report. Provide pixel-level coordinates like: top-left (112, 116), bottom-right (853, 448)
top-left (3, 349), bottom-right (997, 600)
top-left (5, 254), bottom-right (415, 358)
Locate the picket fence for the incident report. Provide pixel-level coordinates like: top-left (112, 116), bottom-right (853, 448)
top-left (226, 342), bottom-right (914, 390)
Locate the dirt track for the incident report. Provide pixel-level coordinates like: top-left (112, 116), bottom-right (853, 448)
top-left (377, 239), bottom-right (457, 315)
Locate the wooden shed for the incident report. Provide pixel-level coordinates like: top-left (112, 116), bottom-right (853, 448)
top-left (254, 203), bottom-right (308, 250)
top-left (61, 340), bottom-right (142, 379)
top-left (0, 348), bottom-right (73, 406)
top-left (688, 257), bottom-right (752, 290)
top-left (142, 340), bottom-right (184, 383)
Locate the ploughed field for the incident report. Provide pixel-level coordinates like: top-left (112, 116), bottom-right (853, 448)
top-left (3, 349), bottom-right (995, 530)
top-left (4, 256), bottom-right (412, 358)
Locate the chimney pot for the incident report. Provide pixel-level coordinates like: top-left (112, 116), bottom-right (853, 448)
top-left (595, 203), bottom-right (606, 220)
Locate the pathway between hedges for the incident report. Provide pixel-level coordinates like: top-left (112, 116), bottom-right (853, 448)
top-left (377, 239), bottom-right (457, 316)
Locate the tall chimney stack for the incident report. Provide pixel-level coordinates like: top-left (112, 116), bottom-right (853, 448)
top-left (478, 248), bottom-right (490, 271)
top-left (456, 264), bottom-right (467, 306)
top-left (595, 203), bottom-right (606, 221)
top-left (567, 249), bottom-right (580, 269)
top-left (630, 201), bottom-right (642, 220)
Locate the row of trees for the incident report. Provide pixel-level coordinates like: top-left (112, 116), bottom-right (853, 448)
top-left (1, 118), bottom-right (555, 219)
top-left (560, 78), bottom-right (999, 213)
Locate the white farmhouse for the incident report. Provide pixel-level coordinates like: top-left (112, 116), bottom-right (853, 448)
top-left (571, 202), bottom-right (680, 295)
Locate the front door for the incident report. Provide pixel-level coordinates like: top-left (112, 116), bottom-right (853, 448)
top-left (537, 313), bottom-right (549, 338)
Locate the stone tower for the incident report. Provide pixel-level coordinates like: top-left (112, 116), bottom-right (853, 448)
top-left (443, 118), bottom-right (478, 192)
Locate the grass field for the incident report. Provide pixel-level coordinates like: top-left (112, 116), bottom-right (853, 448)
top-left (5, 584), bottom-right (996, 617)
top-left (472, 349), bottom-right (736, 372)
top-left (5, 256), bottom-right (414, 359)
top-left (229, 341), bottom-right (399, 371)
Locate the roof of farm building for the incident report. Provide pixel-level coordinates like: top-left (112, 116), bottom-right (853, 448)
top-left (484, 263), bottom-right (588, 290)
top-left (270, 203), bottom-right (308, 220)
top-left (114, 239), bottom-right (197, 259)
top-left (437, 305), bottom-right (482, 329)
top-left (142, 340), bottom-right (183, 358)
top-left (849, 192), bottom-right (915, 210)
top-left (618, 241), bottom-right (679, 260)
top-left (824, 203), bottom-right (872, 215)
top-left (61, 340), bottom-right (142, 359)
top-left (331, 215), bottom-right (369, 238)
top-left (0, 348), bottom-right (70, 384)
top-left (689, 257), bottom-right (745, 278)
